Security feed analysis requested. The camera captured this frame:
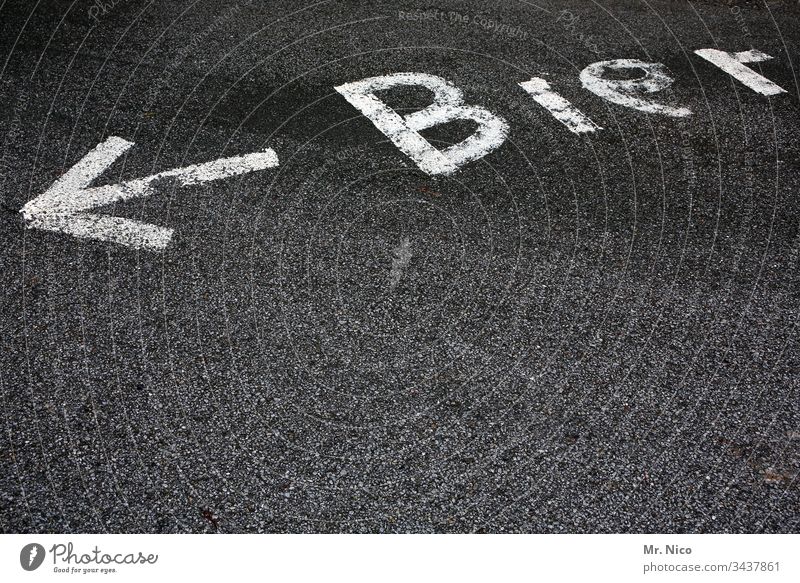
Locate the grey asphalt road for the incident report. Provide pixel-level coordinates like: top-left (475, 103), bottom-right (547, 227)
top-left (1, 0), bottom-right (798, 533)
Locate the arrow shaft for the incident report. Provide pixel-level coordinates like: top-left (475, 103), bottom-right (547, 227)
top-left (156, 149), bottom-right (279, 186)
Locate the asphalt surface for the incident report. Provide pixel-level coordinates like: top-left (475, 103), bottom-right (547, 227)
top-left (1, 0), bottom-right (798, 533)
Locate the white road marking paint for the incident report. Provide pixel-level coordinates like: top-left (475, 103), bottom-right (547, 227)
top-left (335, 72), bottom-right (508, 175)
top-left (20, 136), bottom-right (279, 251)
top-left (694, 48), bottom-right (787, 96)
top-left (580, 59), bottom-right (691, 118)
top-left (518, 77), bottom-right (601, 134)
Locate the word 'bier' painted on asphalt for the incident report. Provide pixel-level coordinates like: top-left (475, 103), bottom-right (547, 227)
top-left (19, 48), bottom-right (788, 251)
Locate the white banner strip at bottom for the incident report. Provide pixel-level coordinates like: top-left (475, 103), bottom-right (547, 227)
top-left (1, 534), bottom-right (797, 582)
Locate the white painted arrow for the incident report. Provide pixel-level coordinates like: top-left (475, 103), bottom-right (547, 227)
top-left (20, 136), bottom-right (279, 251)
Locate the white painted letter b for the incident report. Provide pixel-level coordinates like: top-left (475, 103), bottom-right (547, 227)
top-left (335, 72), bottom-right (508, 176)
